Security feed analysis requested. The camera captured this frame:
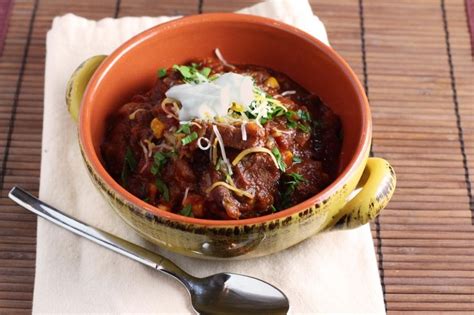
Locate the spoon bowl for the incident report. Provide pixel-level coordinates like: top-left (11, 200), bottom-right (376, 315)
top-left (190, 273), bottom-right (289, 314)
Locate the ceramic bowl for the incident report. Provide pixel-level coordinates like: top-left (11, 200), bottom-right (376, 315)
top-left (66, 13), bottom-right (396, 259)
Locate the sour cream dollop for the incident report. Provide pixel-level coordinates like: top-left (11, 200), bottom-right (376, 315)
top-left (165, 72), bottom-right (254, 121)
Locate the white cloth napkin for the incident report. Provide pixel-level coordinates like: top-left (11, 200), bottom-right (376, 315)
top-left (36, 0), bottom-right (385, 313)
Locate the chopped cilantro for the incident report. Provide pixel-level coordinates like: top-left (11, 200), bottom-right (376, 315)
top-left (271, 147), bottom-right (286, 172)
top-left (280, 173), bottom-right (307, 209)
top-left (287, 173), bottom-right (307, 185)
top-left (121, 147), bottom-right (137, 185)
top-left (150, 164), bottom-right (159, 175)
top-left (181, 131), bottom-right (198, 145)
top-left (297, 123), bottom-right (311, 133)
top-left (287, 120), bottom-right (297, 129)
top-left (285, 110), bottom-right (298, 128)
top-left (173, 65), bottom-right (193, 79)
top-left (156, 178), bottom-right (170, 202)
top-left (269, 204), bottom-right (277, 213)
top-left (292, 156), bottom-right (302, 164)
top-left (285, 110), bottom-right (311, 131)
top-left (297, 109), bottom-right (311, 121)
top-left (172, 64), bottom-right (209, 84)
top-left (285, 110), bottom-right (297, 120)
top-left (176, 123), bottom-right (191, 134)
top-left (179, 204), bottom-right (194, 217)
top-left (272, 107), bottom-right (286, 117)
top-left (151, 151), bottom-right (171, 175)
top-left (200, 67), bottom-right (211, 77)
top-left (124, 147), bottom-right (137, 170)
top-left (157, 68), bottom-right (167, 78)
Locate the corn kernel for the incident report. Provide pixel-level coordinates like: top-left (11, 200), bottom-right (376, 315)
top-left (265, 76), bottom-right (280, 89)
top-left (231, 102), bottom-right (244, 112)
top-left (150, 118), bottom-right (165, 138)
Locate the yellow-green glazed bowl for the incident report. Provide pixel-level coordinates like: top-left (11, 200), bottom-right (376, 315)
top-left (67, 14), bottom-right (396, 259)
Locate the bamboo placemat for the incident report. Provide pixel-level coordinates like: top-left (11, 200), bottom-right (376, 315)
top-left (0, 0), bottom-right (473, 313)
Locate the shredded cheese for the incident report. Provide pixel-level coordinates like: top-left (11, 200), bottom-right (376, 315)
top-left (214, 48), bottom-right (236, 69)
top-left (143, 139), bottom-right (156, 157)
top-left (205, 181), bottom-right (253, 199)
top-left (182, 187), bottom-right (190, 206)
top-left (232, 147), bottom-right (280, 169)
top-left (225, 174), bottom-right (236, 187)
top-left (241, 122), bottom-right (247, 141)
top-left (156, 142), bottom-right (174, 151)
top-left (138, 140), bottom-right (149, 173)
top-left (191, 121), bottom-right (202, 129)
top-left (129, 108), bottom-right (146, 120)
top-left (212, 125), bottom-right (233, 175)
top-left (161, 98), bottom-right (179, 120)
top-left (281, 90), bottom-right (296, 96)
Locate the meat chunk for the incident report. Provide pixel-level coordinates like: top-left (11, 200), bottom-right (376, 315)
top-left (286, 160), bottom-right (330, 202)
top-left (199, 166), bottom-right (246, 219)
top-left (101, 102), bottom-right (153, 179)
top-left (199, 152), bottom-right (279, 219)
top-left (214, 122), bottom-right (266, 150)
top-left (233, 153), bottom-right (281, 214)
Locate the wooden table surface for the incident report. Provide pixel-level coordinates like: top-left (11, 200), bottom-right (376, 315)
top-left (0, 0), bottom-right (473, 313)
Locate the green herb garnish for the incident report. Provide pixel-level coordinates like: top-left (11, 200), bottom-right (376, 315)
top-left (285, 110), bottom-right (298, 128)
top-left (271, 147), bottom-right (286, 172)
top-left (181, 131), bottom-right (198, 145)
top-left (297, 123), bottom-right (311, 133)
top-left (287, 173), bottom-right (307, 185)
top-left (173, 65), bottom-right (193, 79)
top-left (124, 147), bottom-right (137, 170)
top-left (271, 107), bottom-right (286, 117)
top-left (285, 110), bottom-right (311, 131)
top-left (121, 147), bottom-right (137, 185)
top-left (200, 67), bottom-right (211, 77)
top-left (156, 178), bottom-right (170, 202)
top-left (173, 64), bottom-right (209, 84)
top-left (151, 151), bottom-right (171, 175)
top-left (297, 109), bottom-right (311, 121)
top-left (179, 204), bottom-right (194, 217)
top-left (269, 204), bottom-right (277, 213)
top-left (292, 156), bottom-right (302, 164)
top-left (287, 120), bottom-right (297, 129)
top-left (157, 68), bottom-right (167, 78)
top-left (280, 173), bottom-right (307, 209)
top-left (176, 123), bottom-right (191, 134)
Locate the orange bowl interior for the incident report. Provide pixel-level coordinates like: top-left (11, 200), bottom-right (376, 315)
top-left (80, 13), bottom-right (370, 225)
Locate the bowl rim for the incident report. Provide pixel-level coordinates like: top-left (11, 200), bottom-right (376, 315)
top-left (79, 12), bottom-right (372, 227)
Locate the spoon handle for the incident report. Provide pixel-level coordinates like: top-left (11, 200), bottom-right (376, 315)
top-left (8, 186), bottom-right (194, 285)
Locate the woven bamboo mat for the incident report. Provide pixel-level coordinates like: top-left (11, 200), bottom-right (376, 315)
top-left (0, 0), bottom-right (473, 313)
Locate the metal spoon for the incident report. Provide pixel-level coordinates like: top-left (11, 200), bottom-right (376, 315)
top-left (8, 187), bottom-right (290, 314)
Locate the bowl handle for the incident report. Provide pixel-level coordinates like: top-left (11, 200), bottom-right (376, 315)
top-left (65, 55), bottom-right (107, 122)
top-left (326, 157), bottom-right (396, 230)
